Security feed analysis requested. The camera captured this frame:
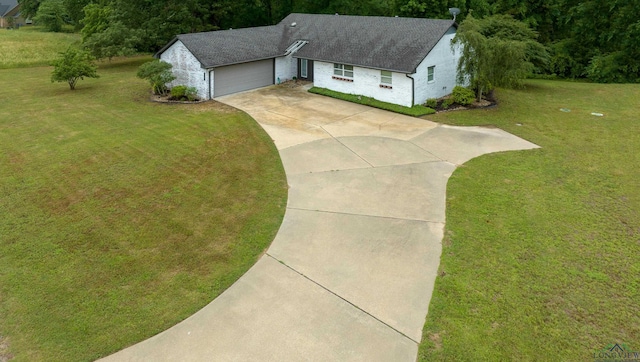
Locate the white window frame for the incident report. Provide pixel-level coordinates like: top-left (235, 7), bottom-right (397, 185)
top-left (334, 63), bottom-right (354, 78)
top-left (301, 59), bottom-right (308, 78)
top-left (427, 66), bottom-right (435, 83)
top-left (380, 70), bottom-right (392, 85)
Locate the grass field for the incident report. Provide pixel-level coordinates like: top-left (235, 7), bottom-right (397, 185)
top-left (419, 81), bottom-right (640, 360)
top-left (0, 58), bottom-right (287, 360)
top-left (0, 27), bottom-right (80, 68)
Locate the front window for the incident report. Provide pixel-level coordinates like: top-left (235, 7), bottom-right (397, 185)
top-left (381, 70), bottom-right (392, 85)
top-left (334, 63), bottom-right (354, 78)
top-left (427, 66), bottom-right (435, 82)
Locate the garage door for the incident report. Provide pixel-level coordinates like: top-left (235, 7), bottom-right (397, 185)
top-left (214, 59), bottom-right (274, 97)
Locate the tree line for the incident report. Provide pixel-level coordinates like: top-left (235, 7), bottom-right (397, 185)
top-left (21, 0), bottom-right (640, 83)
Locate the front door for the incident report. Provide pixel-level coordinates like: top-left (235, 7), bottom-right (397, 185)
top-left (298, 59), bottom-right (314, 81)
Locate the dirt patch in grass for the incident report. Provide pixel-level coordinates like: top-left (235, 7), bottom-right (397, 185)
top-left (428, 332), bottom-right (442, 351)
top-left (0, 336), bottom-right (12, 362)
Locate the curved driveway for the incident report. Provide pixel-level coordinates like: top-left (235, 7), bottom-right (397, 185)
top-left (102, 86), bottom-right (538, 361)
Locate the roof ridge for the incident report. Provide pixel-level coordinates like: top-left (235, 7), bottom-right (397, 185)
top-left (161, 13), bottom-right (457, 72)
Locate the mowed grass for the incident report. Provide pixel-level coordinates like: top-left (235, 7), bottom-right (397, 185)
top-left (419, 80), bottom-right (640, 360)
top-left (0, 27), bottom-right (80, 68)
top-left (0, 58), bottom-right (287, 360)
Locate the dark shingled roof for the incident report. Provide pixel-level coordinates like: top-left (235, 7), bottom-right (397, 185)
top-left (280, 14), bottom-right (455, 73)
top-left (171, 25), bottom-right (284, 68)
top-left (158, 13), bottom-right (456, 73)
top-left (0, 0), bottom-right (18, 17)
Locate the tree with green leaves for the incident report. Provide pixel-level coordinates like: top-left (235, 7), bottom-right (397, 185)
top-left (51, 47), bottom-right (99, 90)
top-left (453, 14), bottom-right (548, 100)
top-left (136, 60), bottom-right (175, 95)
top-left (6, 15), bottom-right (15, 28)
top-left (17, 0), bottom-right (41, 20)
top-left (558, 0), bottom-right (640, 82)
top-left (80, 3), bottom-right (113, 41)
top-left (33, 0), bottom-right (67, 32)
top-left (83, 21), bottom-right (141, 60)
top-left (62, 0), bottom-right (92, 29)
top-left (399, 0), bottom-right (465, 19)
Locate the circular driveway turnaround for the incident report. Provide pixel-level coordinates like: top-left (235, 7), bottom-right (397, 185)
top-left (100, 86), bottom-right (539, 361)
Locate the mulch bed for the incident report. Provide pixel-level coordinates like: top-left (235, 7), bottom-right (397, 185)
top-left (150, 94), bottom-right (206, 104)
top-left (431, 94), bottom-right (497, 113)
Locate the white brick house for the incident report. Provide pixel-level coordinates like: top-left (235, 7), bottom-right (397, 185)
top-left (156, 13), bottom-right (462, 107)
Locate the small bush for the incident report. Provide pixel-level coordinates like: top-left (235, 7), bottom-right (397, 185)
top-left (169, 85), bottom-right (199, 101)
top-left (170, 85), bottom-right (187, 99)
top-left (185, 87), bottom-right (198, 101)
top-left (452, 86), bottom-right (475, 105)
top-left (425, 98), bottom-right (438, 108)
top-left (441, 98), bottom-right (454, 109)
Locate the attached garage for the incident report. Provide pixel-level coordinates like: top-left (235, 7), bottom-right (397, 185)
top-left (214, 59), bottom-right (274, 97)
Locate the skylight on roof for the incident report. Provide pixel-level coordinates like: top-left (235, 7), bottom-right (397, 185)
top-left (285, 40), bottom-right (308, 55)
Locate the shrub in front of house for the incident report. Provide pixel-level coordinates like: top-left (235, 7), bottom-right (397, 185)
top-left (441, 97), bottom-right (454, 109)
top-left (170, 85), bottom-right (199, 101)
top-left (452, 86), bottom-right (476, 105)
top-left (136, 60), bottom-right (175, 95)
top-left (425, 98), bottom-right (438, 108)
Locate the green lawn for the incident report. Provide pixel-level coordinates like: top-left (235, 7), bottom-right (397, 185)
top-left (0, 58), bottom-right (287, 361)
top-left (420, 80), bottom-right (640, 360)
top-left (0, 27), bottom-right (81, 69)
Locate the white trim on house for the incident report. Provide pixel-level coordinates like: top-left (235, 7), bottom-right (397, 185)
top-left (380, 70), bottom-right (393, 86)
top-left (333, 63), bottom-right (354, 79)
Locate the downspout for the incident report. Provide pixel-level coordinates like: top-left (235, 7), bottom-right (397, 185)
top-left (405, 74), bottom-right (415, 106)
top-left (208, 69), bottom-right (213, 100)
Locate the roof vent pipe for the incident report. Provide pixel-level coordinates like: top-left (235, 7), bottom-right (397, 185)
top-left (291, 22), bottom-right (296, 27)
top-left (449, 8), bottom-right (460, 21)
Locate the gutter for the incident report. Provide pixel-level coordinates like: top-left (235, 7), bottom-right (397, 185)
top-left (208, 69), bottom-right (213, 100)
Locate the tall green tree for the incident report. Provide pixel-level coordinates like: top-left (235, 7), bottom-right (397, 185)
top-left (33, 0), bottom-right (67, 32)
top-left (399, 0), bottom-right (465, 19)
top-left (83, 21), bottom-right (142, 60)
top-left (80, 2), bottom-right (112, 41)
top-left (556, 0), bottom-right (640, 82)
top-left (453, 14), bottom-right (548, 100)
top-left (62, 0), bottom-right (91, 28)
top-left (17, 0), bottom-right (41, 19)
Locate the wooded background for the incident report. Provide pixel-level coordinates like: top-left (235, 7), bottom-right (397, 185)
top-left (20, 0), bottom-right (640, 82)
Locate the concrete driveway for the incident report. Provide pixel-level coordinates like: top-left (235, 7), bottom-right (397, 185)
top-left (101, 85), bottom-right (539, 361)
